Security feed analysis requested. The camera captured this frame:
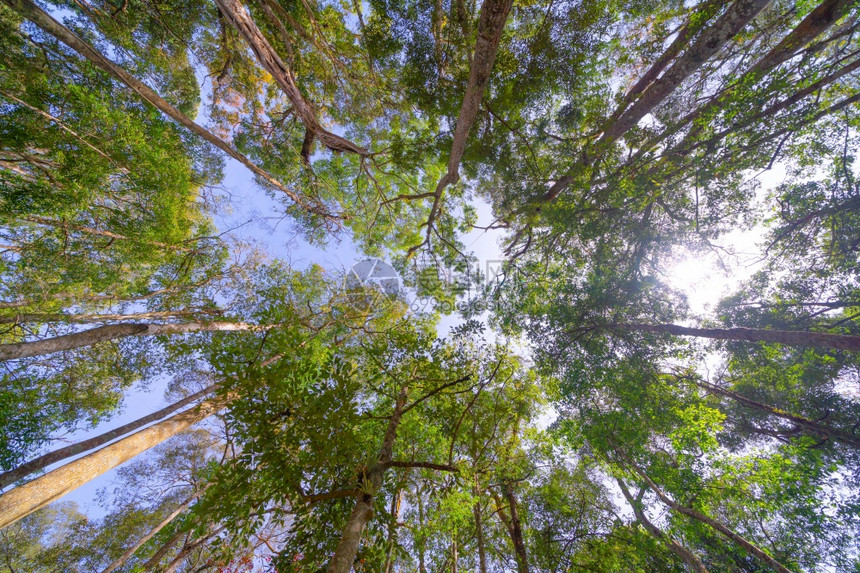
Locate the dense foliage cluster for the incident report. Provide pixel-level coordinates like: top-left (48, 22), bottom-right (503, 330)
top-left (0, 0), bottom-right (859, 571)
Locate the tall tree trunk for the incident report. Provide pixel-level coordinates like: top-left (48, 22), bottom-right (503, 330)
top-left (501, 484), bottom-right (530, 573)
top-left (1, 0), bottom-right (329, 219)
top-left (0, 395), bottom-right (230, 529)
top-left (327, 389), bottom-right (408, 573)
top-left (414, 0), bottom-right (513, 252)
top-left (101, 489), bottom-right (205, 573)
top-left (162, 524), bottom-right (226, 573)
top-left (614, 322), bottom-right (860, 351)
top-left (616, 478), bottom-right (708, 572)
top-left (543, 0), bottom-right (773, 203)
top-left (694, 379), bottom-right (860, 448)
top-left (474, 497), bottom-right (487, 573)
top-left (1, 385), bottom-right (217, 488)
top-left (140, 528), bottom-right (186, 571)
top-left (0, 309), bottom-right (218, 325)
top-left (624, 457), bottom-right (793, 573)
top-left (417, 481), bottom-right (428, 573)
top-left (213, 0), bottom-right (366, 156)
top-left (451, 531), bottom-right (458, 573)
top-left (0, 321), bottom-right (272, 360)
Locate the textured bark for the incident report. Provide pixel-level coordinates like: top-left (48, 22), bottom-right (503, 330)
top-left (2, 0), bottom-right (326, 217)
top-left (214, 0), bottom-right (365, 155)
top-left (415, 0), bottom-right (513, 251)
top-left (542, 0), bottom-right (773, 204)
top-left (327, 390), bottom-right (408, 573)
top-left (616, 479), bottom-right (708, 572)
top-left (0, 309), bottom-right (215, 325)
top-left (100, 490), bottom-right (204, 573)
top-left (627, 461), bottom-right (793, 573)
top-left (0, 385), bottom-right (217, 488)
top-left (748, 0), bottom-right (857, 76)
top-left (0, 395), bottom-right (230, 529)
top-left (0, 321), bottom-right (270, 360)
top-left (600, 0), bottom-right (773, 144)
top-left (695, 379), bottom-right (860, 448)
top-left (615, 322), bottom-right (860, 351)
top-left (501, 484), bottom-right (530, 573)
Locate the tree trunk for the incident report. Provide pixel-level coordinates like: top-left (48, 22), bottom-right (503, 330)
top-left (501, 484), bottom-right (530, 573)
top-left (0, 309), bottom-right (218, 325)
top-left (615, 322), bottom-right (860, 351)
top-left (213, 0), bottom-right (366, 156)
top-left (1, 0), bottom-right (328, 219)
top-left (474, 498), bottom-right (487, 573)
top-left (542, 0), bottom-right (773, 203)
top-left (0, 395), bottom-right (230, 529)
top-left (1, 385), bottom-right (217, 488)
top-left (327, 389), bottom-right (408, 573)
top-left (0, 321), bottom-right (271, 360)
top-left (19, 215), bottom-right (190, 250)
top-left (625, 458), bottom-right (793, 573)
top-left (694, 379), bottom-right (860, 448)
top-left (616, 478), bottom-right (708, 572)
top-left (415, 0), bottom-right (513, 251)
top-left (101, 489), bottom-right (205, 573)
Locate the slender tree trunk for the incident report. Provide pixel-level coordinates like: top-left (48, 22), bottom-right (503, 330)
top-left (0, 321), bottom-right (272, 360)
top-left (0, 395), bottom-right (230, 529)
top-left (543, 0), bottom-right (773, 203)
top-left (327, 390), bottom-right (408, 573)
top-left (415, 0), bottom-right (513, 251)
top-left (616, 478), bottom-right (708, 572)
top-left (417, 482), bottom-right (428, 573)
top-left (451, 531), bottom-right (458, 573)
top-left (694, 379), bottom-right (860, 448)
top-left (474, 498), bottom-right (487, 573)
top-left (1, 385), bottom-right (217, 488)
top-left (140, 528), bottom-right (186, 571)
top-left (213, 0), bottom-right (366, 156)
top-left (162, 524), bottom-right (226, 573)
top-left (0, 309), bottom-right (218, 325)
top-left (19, 215), bottom-right (190, 250)
top-left (382, 488), bottom-right (402, 573)
top-left (501, 484), bottom-right (530, 573)
top-left (1, 0), bottom-right (328, 218)
top-left (101, 489), bottom-right (205, 573)
top-left (615, 322), bottom-right (860, 351)
top-left (624, 457), bottom-right (793, 573)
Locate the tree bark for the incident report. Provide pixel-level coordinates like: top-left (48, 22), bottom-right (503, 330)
top-left (694, 379), bottom-right (860, 448)
top-left (616, 478), bottom-right (708, 572)
top-left (501, 484), bottom-right (530, 573)
top-left (474, 497), bottom-right (487, 573)
top-left (625, 459), bottom-right (793, 573)
top-left (0, 309), bottom-right (218, 325)
top-left (414, 0), bottom-right (513, 251)
top-left (0, 385), bottom-right (217, 488)
top-left (213, 0), bottom-right (366, 156)
top-left (327, 389), bottom-right (408, 573)
top-left (1, 0), bottom-right (329, 218)
top-left (0, 395), bottom-right (230, 530)
top-left (101, 489), bottom-right (205, 573)
top-left (614, 322), bottom-right (860, 351)
top-left (542, 0), bottom-right (773, 203)
top-left (0, 321), bottom-right (272, 360)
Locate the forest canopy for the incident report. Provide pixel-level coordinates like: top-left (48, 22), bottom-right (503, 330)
top-left (0, 0), bottom-right (859, 571)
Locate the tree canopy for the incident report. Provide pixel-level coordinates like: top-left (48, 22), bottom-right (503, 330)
top-left (1, 0), bottom-right (859, 571)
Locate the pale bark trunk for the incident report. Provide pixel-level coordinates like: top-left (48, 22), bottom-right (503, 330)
top-left (695, 379), bottom-right (860, 448)
top-left (415, 0), bottom-right (513, 251)
top-left (0, 321), bottom-right (270, 360)
top-left (502, 484), bottom-right (530, 573)
top-left (616, 479), bottom-right (708, 572)
top-left (1, 0), bottom-right (327, 218)
top-left (214, 0), bottom-right (366, 156)
top-left (748, 0), bottom-right (856, 76)
top-left (542, 0), bottom-right (773, 203)
top-left (599, 0), bottom-right (773, 144)
top-left (1, 385), bottom-right (217, 488)
top-left (627, 460), bottom-right (793, 573)
top-left (0, 395), bottom-right (230, 529)
top-left (101, 489), bottom-right (204, 573)
top-left (140, 528), bottom-right (186, 571)
top-left (615, 322), bottom-right (860, 351)
top-left (327, 390), bottom-right (408, 573)
top-left (0, 309), bottom-right (217, 324)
